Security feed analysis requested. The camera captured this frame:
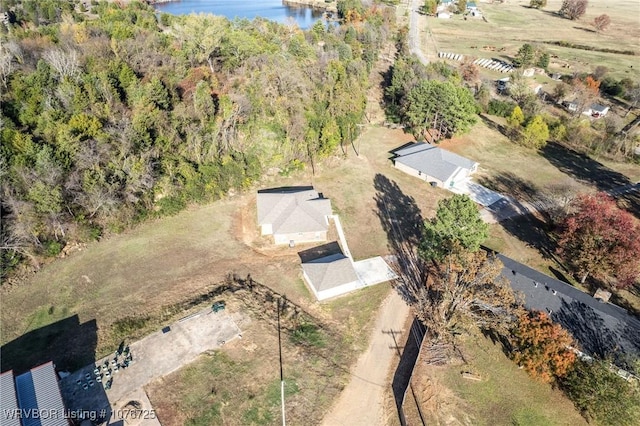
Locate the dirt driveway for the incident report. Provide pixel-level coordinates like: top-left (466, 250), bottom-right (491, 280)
top-left (321, 291), bottom-right (411, 426)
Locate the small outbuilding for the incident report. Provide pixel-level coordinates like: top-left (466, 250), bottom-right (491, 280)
top-left (302, 253), bottom-right (360, 301)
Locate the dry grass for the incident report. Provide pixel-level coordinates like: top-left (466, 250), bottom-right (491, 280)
top-left (424, 0), bottom-right (640, 80)
top-left (407, 328), bottom-right (587, 426)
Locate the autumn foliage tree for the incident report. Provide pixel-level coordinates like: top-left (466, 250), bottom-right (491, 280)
top-left (511, 310), bottom-right (577, 383)
top-left (557, 193), bottom-right (640, 288)
top-left (559, 0), bottom-right (588, 20)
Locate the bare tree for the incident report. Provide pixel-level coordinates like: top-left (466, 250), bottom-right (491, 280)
top-left (43, 48), bottom-right (81, 80)
top-left (559, 0), bottom-right (588, 20)
top-left (393, 246), bottom-right (519, 342)
top-left (593, 14), bottom-right (611, 32)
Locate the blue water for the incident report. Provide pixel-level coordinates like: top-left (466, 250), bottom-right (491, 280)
top-left (154, 0), bottom-right (323, 29)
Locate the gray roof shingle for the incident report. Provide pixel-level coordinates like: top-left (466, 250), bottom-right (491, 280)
top-left (257, 188), bottom-right (332, 234)
top-left (393, 143), bottom-right (477, 182)
top-left (302, 253), bottom-right (359, 292)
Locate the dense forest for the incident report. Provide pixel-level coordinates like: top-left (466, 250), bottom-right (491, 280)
top-left (0, 0), bottom-right (394, 275)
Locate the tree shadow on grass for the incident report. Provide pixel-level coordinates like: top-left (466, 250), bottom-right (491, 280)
top-left (478, 173), bottom-right (560, 263)
top-left (555, 297), bottom-right (640, 373)
top-left (541, 143), bottom-right (640, 218)
top-left (373, 174), bottom-right (426, 306)
top-left (541, 143), bottom-right (631, 191)
top-left (479, 114), bottom-right (509, 138)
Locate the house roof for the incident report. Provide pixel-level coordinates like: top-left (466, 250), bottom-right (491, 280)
top-left (498, 253), bottom-right (640, 371)
top-left (467, 1), bottom-right (478, 7)
top-left (15, 362), bottom-right (68, 426)
top-left (590, 104), bottom-right (609, 113)
top-left (393, 143), bottom-right (478, 182)
top-left (0, 371), bottom-right (21, 426)
top-left (302, 253), bottom-right (359, 293)
top-left (257, 188), bottom-right (332, 235)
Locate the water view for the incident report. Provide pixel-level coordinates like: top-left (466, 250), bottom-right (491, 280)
top-left (154, 0), bottom-right (323, 29)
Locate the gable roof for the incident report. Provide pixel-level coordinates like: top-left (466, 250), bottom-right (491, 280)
top-left (257, 188), bottom-right (332, 235)
top-left (302, 253), bottom-right (359, 293)
top-left (15, 362), bottom-right (68, 426)
top-left (0, 371), bottom-right (21, 426)
top-left (590, 103), bottom-right (609, 113)
top-left (393, 143), bottom-right (478, 182)
top-left (498, 253), bottom-right (640, 371)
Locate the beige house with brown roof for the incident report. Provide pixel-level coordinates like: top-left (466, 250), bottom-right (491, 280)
top-left (257, 187), bottom-right (332, 245)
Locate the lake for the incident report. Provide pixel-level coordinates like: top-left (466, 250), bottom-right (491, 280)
top-left (153, 0), bottom-right (323, 29)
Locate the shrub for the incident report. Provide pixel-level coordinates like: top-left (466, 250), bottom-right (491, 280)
top-left (45, 241), bottom-right (63, 257)
top-left (488, 99), bottom-right (516, 117)
top-left (290, 322), bottom-right (326, 347)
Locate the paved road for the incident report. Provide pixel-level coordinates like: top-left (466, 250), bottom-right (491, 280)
top-left (321, 291), bottom-right (411, 426)
top-left (408, 0), bottom-right (428, 65)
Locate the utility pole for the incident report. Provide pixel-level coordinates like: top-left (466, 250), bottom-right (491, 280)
top-left (277, 297), bottom-right (286, 426)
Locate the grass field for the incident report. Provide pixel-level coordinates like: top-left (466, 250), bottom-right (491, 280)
top-left (424, 0), bottom-right (640, 81)
top-left (406, 329), bottom-right (587, 426)
top-left (146, 284), bottom-right (390, 426)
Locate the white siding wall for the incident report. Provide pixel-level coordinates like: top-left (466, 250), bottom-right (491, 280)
top-left (274, 231), bottom-right (327, 245)
top-left (261, 224), bottom-right (273, 236)
top-left (316, 280), bottom-right (361, 301)
top-left (394, 162), bottom-right (444, 187)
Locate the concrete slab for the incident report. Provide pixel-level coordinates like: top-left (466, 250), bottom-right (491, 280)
top-left (353, 256), bottom-right (397, 287)
top-left (60, 309), bottom-right (243, 425)
top-left (450, 178), bottom-right (504, 207)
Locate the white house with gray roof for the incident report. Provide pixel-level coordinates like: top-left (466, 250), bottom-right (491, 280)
top-left (392, 143), bottom-right (478, 189)
top-left (257, 187), bottom-right (332, 245)
top-left (301, 253), bottom-right (361, 301)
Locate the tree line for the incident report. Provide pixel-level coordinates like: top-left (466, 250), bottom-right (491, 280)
top-left (0, 0), bottom-right (394, 275)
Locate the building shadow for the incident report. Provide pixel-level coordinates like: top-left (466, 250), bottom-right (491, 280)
top-left (297, 241), bottom-right (343, 263)
top-left (257, 185), bottom-right (315, 194)
top-left (1, 315), bottom-right (98, 375)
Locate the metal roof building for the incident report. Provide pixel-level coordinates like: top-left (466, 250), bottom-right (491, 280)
top-left (12, 362), bottom-right (69, 426)
top-left (1, 370), bottom-right (22, 426)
